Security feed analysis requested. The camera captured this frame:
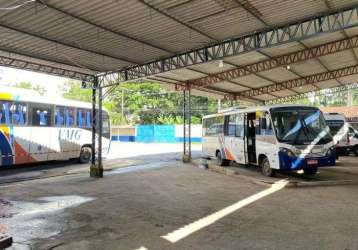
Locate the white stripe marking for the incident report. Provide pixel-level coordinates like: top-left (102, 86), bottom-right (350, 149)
top-left (161, 179), bottom-right (289, 243)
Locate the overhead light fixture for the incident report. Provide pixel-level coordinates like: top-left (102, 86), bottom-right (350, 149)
top-left (219, 60), bottom-right (224, 68)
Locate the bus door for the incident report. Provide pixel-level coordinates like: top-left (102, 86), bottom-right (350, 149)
top-left (228, 113), bottom-right (246, 164)
top-left (245, 112), bottom-right (257, 164)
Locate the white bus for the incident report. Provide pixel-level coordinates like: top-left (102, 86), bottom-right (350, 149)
top-left (0, 87), bottom-right (110, 167)
top-left (324, 112), bottom-right (358, 156)
top-left (202, 105), bottom-right (336, 176)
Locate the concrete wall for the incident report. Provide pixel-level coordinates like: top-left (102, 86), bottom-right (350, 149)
top-left (111, 125), bottom-right (202, 142)
top-left (111, 126), bottom-right (136, 142)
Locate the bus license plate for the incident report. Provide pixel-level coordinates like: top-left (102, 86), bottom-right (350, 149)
top-left (307, 159), bottom-right (318, 165)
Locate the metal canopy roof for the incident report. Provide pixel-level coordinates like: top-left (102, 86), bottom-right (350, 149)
top-left (1, 0), bottom-right (358, 102)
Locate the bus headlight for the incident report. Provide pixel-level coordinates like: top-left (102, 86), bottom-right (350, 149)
top-left (326, 147), bottom-right (335, 156)
top-left (279, 147), bottom-right (296, 158)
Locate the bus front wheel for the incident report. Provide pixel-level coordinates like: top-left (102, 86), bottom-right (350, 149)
top-left (79, 146), bottom-right (92, 164)
top-left (216, 151), bottom-right (230, 166)
top-left (261, 157), bottom-right (275, 177)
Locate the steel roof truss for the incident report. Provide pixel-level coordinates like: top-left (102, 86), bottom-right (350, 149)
top-left (107, 6), bottom-right (358, 81)
top-left (0, 54), bottom-right (94, 81)
top-left (267, 82), bottom-right (358, 104)
top-left (189, 35), bottom-right (358, 87)
top-left (238, 65), bottom-right (358, 98)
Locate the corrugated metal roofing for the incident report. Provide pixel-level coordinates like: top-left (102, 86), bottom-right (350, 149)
top-left (1, 0), bottom-right (358, 102)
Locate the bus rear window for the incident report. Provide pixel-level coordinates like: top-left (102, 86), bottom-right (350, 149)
top-left (326, 120), bottom-right (344, 136)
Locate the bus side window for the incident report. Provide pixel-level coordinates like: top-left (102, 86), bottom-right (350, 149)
top-left (55, 107), bottom-right (65, 127)
top-left (217, 116), bottom-right (224, 134)
top-left (0, 102), bottom-right (3, 124)
top-left (260, 113), bottom-right (273, 135)
top-left (202, 119), bottom-right (207, 136)
top-left (226, 115), bottom-right (236, 136)
top-left (10, 103), bottom-right (27, 125)
top-left (31, 104), bottom-right (52, 126)
top-left (77, 109), bottom-right (84, 128)
top-left (64, 107), bottom-right (75, 127)
top-left (86, 110), bottom-right (92, 128)
top-left (0, 101), bottom-right (11, 125)
top-left (235, 114), bottom-right (244, 137)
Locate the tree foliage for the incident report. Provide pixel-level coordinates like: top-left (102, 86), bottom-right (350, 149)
top-left (13, 81), bottom-right (46, 95)
top-left (59, 80), bottom-right (220, 125)
top-left (107, 81), bottom-right (219, 125)
top-left (61, 80), bottom-right (92, 102)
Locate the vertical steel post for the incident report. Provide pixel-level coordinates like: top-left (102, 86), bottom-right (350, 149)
top-left (90, 76), bottom-right (103, 177)
top-left (182, 85), bottom-right (191, 162)
top-left (98, 83), bottom-right (103, 176)
top-left (91, 78), bottom-right (97, 168)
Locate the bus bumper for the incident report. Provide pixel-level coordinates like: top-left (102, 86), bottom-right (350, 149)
top-left (278, 152), bottom-right (336, 170)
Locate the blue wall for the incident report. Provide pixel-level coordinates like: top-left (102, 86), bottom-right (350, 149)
top-left (136, 125), bottom-right (175, 143)
top-left (111, 125), bottom-right (202, 143)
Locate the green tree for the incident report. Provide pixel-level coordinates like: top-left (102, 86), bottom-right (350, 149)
top-left (14, 81), bottom-right (46, 95)
top-left (61, 80), bottom-right (220, 125)
top-left (61, 80), bottom-right (92, 102)
top-left (107, 81), bottom-right (219, 125)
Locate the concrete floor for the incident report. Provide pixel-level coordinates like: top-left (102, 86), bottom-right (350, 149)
top-left (1, 144), bottom-right (358, 250)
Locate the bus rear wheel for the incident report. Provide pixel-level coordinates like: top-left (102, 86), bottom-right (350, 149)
top-left (261, 157), bottom-right (275, 177)
top-left (79, 146), bottom-right (92, 164)
top-left (216, 151), bottom-right (230, 166)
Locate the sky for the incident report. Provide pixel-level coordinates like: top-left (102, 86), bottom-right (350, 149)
top-left (0, 66), bottom-right (75, 97)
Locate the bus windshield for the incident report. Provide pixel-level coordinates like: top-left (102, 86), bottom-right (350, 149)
top-left (270, 107), bottom-right (332, 145)
top-left (325, 120), bottom-right (344, 136)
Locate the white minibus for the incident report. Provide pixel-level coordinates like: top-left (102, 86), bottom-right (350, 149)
top-left (202, 105), bottom-right (336, 176)
top-left (324, 112), bottom-right (358, 156)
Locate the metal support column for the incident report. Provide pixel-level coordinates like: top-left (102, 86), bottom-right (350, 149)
top-left (98, 84), bottom-right (103, 175)
top-left (182, 85), bottom-right (191, 163)
top-left (90, 78), bottom-right (97, 168)
top-left (90, 76), bottom-right (103, 177)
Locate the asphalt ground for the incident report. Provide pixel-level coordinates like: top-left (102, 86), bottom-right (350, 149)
top-left (1, 143), bottom-right (358, 250)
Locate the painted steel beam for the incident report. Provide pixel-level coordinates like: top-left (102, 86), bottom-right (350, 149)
top-left (266, 82), bottom-right (358, 104)
top-left (237, 64), bottom-right (358, 98)
top-left (108, 6), bottom-right (358, 81)
top-left (190, 35), bottom-right (358, 87)
top-left (0, 53), bottom-right (95, 81)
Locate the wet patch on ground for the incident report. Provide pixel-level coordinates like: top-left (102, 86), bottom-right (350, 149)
top-left (2, 195), bottom-right (94, 249)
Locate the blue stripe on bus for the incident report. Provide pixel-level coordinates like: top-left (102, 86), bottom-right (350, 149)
top-left (0, 131), bottom-right (13, 166)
